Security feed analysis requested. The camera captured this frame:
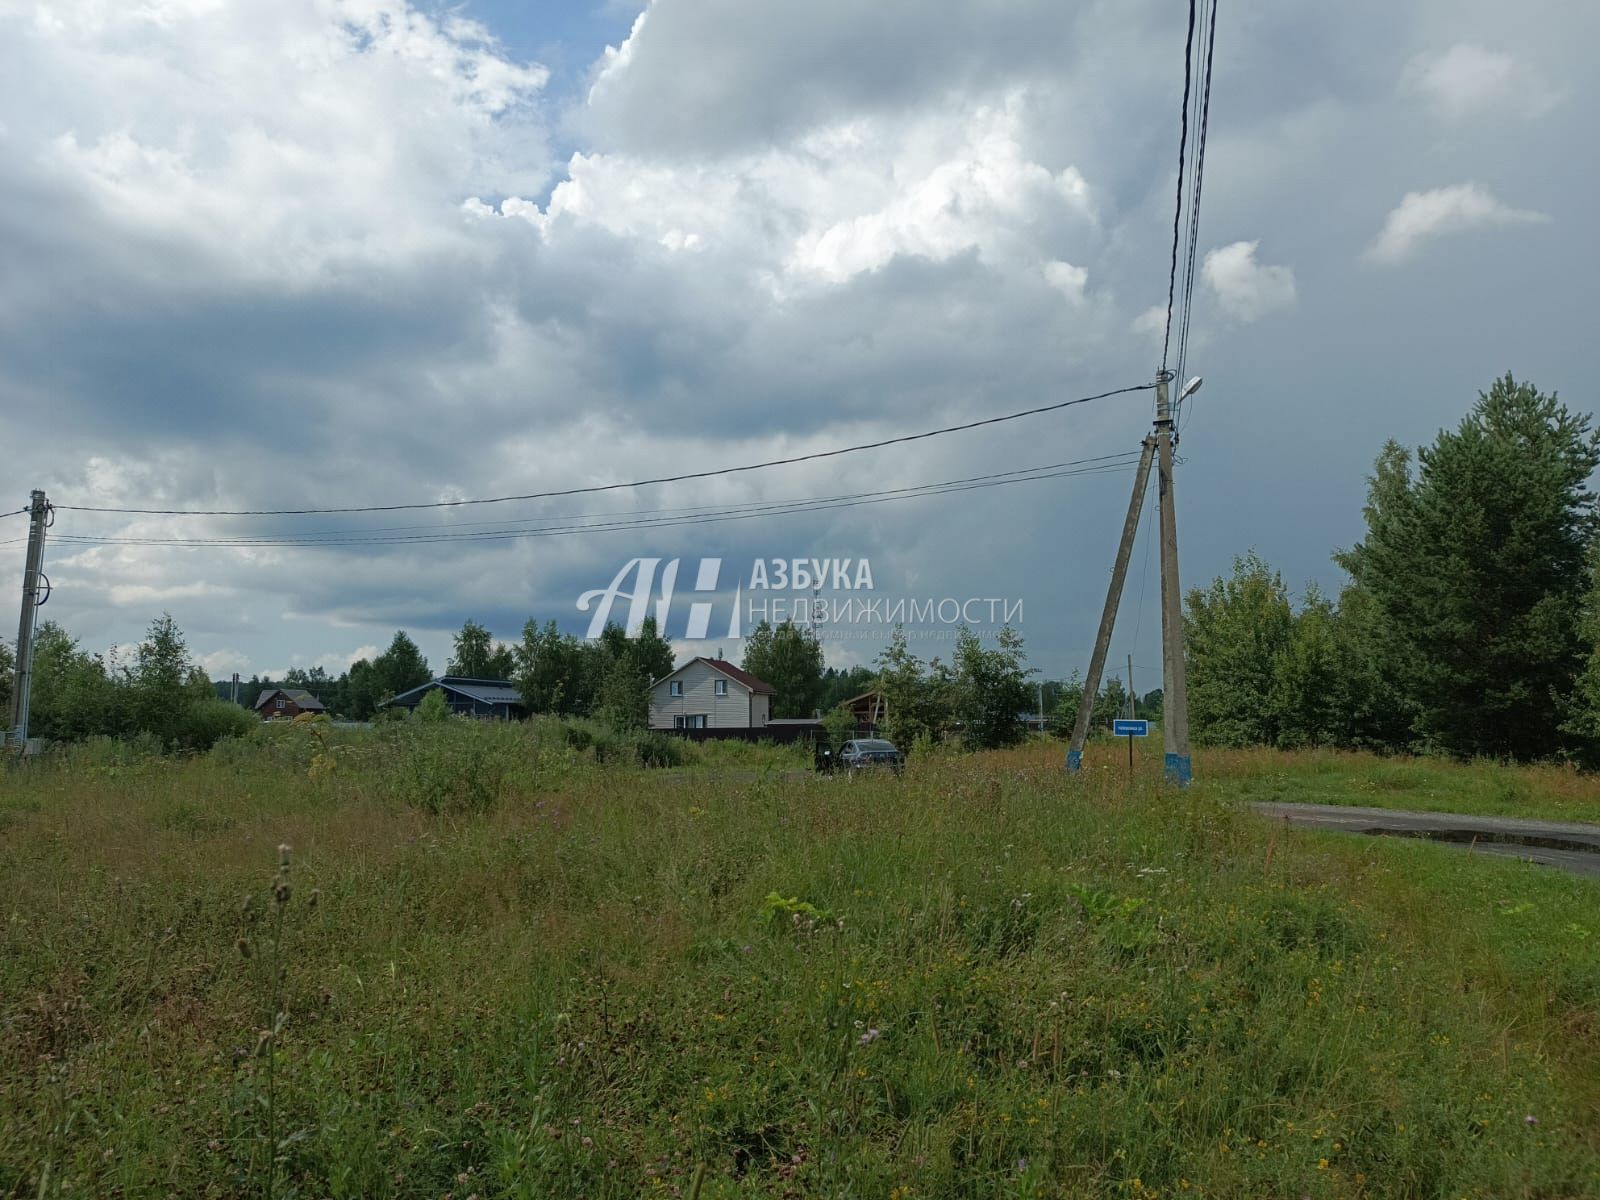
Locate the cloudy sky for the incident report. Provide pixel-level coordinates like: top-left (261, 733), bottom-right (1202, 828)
top-left (1, 0), bottom-right (1592, 689)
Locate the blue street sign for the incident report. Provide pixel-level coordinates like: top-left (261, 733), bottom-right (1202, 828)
top-left (1112, 719), bottom-right (1149, 737)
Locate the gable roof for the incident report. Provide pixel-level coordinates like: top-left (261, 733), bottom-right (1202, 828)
top-left (655, 657), bottom-right (776, 695)
top-left (254, 688), bottom-right (325, 711)
top-left (382, 676), bottom-right (523, 708)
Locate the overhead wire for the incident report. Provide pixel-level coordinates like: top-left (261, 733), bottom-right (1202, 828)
top-left (49, 456), bottom-right (1143, 550)
top-left (55, 451), bottom-right (1140, 545)
top-left (1160, 0), bottom-right (1199, 377)
top-left (53, 382), bottom-right (1154, 518)
top-left (1174, 0), bottom-right (1219, 438)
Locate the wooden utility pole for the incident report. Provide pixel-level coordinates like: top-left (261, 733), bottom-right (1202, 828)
top-left (1154, 377), bottom-right (1192, 785)
top-left (1066, 438), bottom-right (1155, 771)
top-left (1127, 653), bottom-right (1136, 719)
top-left (8, 490), bottom-right (50, 746)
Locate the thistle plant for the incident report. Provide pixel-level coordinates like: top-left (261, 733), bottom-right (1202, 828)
top-left (291, 712), bottom-right (337, 780)
top-left (236, 842), bottom-right (299, 1200)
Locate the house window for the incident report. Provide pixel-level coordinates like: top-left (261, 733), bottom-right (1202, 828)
top-left (714, 679), bottom-right (728, 697)
top-left (275, 697), bottom-right (285, 710)
top-left (673, 714), bottom-right (707, 729)
top-left (669, 680), bottom-right (683, 697)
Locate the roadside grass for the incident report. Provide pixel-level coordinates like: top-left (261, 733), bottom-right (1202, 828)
top-left (0, 727), bottom-right (1597, 1198)
top-left (1028, 734), bottom-right (1600, 823)
top-left (1190, 745), bottom-right (1600, 825)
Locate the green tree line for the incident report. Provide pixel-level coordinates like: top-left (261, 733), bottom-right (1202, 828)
top-left (1186, 374), bottom-right (1600, 762)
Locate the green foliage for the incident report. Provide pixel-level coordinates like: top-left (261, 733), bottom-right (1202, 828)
top-left (817, 664), bottom-right (877, 712)
top-left (595, 651), bottom-right (650, 732)
top-left (1050, 672), bottom-right (1131, 738)
top-left (29, 621), bottom-right (123, 741)
top-left (741, 619), bottom-right (826, 718)
top-left (630, 616), bottom-right (676, 685)
top-left (874, 627), bottom-right (953, 747)
top-left (872, 625), bottom-right (1037, 751)
top-left (178, 698), bottom-right (258, 752)
top-left (632, 730), bottom-right (684, 768)
top-left (1065, 882), bottom-right (1146, 922)
top-left (372, 630), bottom-right (431, 702)
top-left (1188, 376), bottom-right (1600, 766)
top-left (1564, 544), bottom-right (1600, 765)
top-left (1185, 552), bottom-right (1295, 747)
top-left (1270, 585), bottom-right (1344, 749)
top-left (554, 717), bottom-right (684, 768)
top-left (379, 722), bottom-right (530, 813)
top-left (448, 618), bottom-right (515, 679)
top-left (28, 614), bottom-right (224, 750)
top-left (415, 687), bottom-right (451, 723)
top-left (951, 625), bottom-right (1033, 750)
top-left (1342, 376), bottom-right (1600, 759)
top-left (820, 703), bottom-right (857, 754)
top-left (513, 616), bottom-right (671, 725)
top-left (757, 890), bottom-right (837, 931)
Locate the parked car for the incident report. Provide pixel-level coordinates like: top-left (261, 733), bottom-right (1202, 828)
top-left (838, 737), bottom-right (904, 772)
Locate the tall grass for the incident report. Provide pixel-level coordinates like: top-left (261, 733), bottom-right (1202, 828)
top-left (0, 734), bottom-right (1596, 1197)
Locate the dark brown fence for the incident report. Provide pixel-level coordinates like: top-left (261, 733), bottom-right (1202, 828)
top-left (656, 724), bottom-right (824, 745)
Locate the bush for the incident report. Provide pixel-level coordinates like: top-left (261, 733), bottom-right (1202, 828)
top-left (633, 730), bottom-right (684, 768)
top-left (416, 689), bottom-right (450, 723)
top-left (380, 722), bottom-right (531, 814)
top-left (178, 699), bottom-right (258, 752)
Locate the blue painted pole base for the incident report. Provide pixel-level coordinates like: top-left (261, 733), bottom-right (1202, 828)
top-left (1163, 753), bottom-right (1192, 788)
top-left (1065, 749), bottom-right (1083, 772)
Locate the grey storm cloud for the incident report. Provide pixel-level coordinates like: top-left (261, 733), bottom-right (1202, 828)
top-left (1, 0), bottom-right (1595, 684)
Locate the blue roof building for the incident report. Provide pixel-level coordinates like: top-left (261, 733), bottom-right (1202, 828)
top-left (380, 676), bottom-right (525, 720)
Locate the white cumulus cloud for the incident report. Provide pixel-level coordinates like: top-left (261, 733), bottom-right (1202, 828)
top-left (1202, 241), bottom-right (1296, 322)
top-left (1367, 184), bottom-right (1548, 264)
top-left (1402, 43), bottom-right (1557, 119)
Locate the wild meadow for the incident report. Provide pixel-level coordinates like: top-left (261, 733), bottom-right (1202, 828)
top-left (2, 724), bottom-right (1598, 1199)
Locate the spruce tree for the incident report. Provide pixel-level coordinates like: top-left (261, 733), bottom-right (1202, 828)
top-left (1341, 375), bottom-right (1598, 758)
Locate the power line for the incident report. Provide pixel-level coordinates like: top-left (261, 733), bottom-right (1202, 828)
top-left (60, 451), bottom-right (1141, 545)
top-left (50, 455), bottom-right (1141, 550)
top-left (1174, 0), bottom-right (1219, 418)
top-left (1160, 0), bottom-right (1198, 375)
top-left (54, 382), bottom-right (1154, 518)
top-left (62, 451), bottom-right (1139, 544)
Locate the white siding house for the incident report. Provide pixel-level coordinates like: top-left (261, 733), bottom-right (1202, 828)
top-left (649, 658), bottom-right (776, 730)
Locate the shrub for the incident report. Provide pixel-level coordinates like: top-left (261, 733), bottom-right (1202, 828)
top-left (416, 689), bottom-right (450, 723)
top-left (380, 722), bottom-right (529, 813)
top-left (633, 730), bottom-right (684, 768)
top-left (178, 699), bottom-right (258, 752)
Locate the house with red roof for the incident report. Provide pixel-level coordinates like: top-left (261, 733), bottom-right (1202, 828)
top-left (648, 657), bottom-right (776, 730)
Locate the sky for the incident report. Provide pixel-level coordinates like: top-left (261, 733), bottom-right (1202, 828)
top-left (1, 0), bottom-right (1594, 693)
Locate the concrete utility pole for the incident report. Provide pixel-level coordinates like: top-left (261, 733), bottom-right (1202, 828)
top-left (1066, 437), bottom-right (1155, 771)
top-left (8, 490), bottom-right (50, 746)
top-left (1155, 376), bottom-right (1192, 786)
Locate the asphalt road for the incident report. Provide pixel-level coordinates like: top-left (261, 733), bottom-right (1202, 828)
top-left (1252, 802), bottom-right (1600, 878)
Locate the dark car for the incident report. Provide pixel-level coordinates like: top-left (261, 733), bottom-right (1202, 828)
top-left (839, 738), bottom-right (904, 772)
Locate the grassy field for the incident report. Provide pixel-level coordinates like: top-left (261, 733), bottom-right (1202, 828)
top-left (2, 726), bottom-right (1599, 1199)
